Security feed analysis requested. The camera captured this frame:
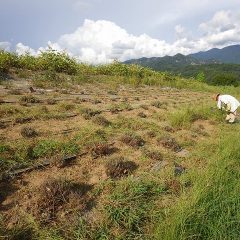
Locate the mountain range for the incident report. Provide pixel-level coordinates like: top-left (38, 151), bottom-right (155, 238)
top-left (124, 44), bottom-right (240, 72)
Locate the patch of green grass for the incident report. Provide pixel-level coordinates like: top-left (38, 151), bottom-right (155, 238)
top-left (169, 104), bottom-right (223, 128)
top-left (32, 139), bottom-right (79, 158)
top-left (102, 178), bottom-right (165, 238)
top-left (155, 129), bottom-right (240, 239)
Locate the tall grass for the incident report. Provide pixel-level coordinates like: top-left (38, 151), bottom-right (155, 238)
top-left (155, 128), bottom-right (240, 239)
top-left (1, 49), bottom-right (240, 94)
top-left (169, 104), bottom-right (224, 128)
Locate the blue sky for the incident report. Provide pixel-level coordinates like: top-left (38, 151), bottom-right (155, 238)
top-left (0, 0), bottom-right (240, 63)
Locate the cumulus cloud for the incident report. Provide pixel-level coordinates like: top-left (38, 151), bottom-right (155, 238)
top-left (0, 41), bottom-right (11, 51)
top-left (199, 10), bottom-right (240, 46)
top-left (16, 43), bottom-right (36, 55)
top-left (10, 10), bottom-right (240, 64)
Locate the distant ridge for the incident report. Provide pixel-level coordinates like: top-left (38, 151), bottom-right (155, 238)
top-left (124, 44), bottom-right (240, 69)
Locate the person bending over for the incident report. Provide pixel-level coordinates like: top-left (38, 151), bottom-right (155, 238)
top-left (214, 94), bottom-right (240, 123)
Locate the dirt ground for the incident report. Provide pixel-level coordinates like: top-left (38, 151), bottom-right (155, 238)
top-left (0, 78), bottom-right (214, 231)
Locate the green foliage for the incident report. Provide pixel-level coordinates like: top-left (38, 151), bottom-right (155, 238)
top-left (37, 49), bottom-right (78, 74)
top-left (32, 139), bottom-right (79, 158)
top-left (156, 130), bottom-right (240, 239)
top-left (0, 50), bottom-right (17, 74)
top-left (169, 104), bottom-right (223, 128)
top-left (211, 73), bottom-right (239, 86)
top-left (104, 178), bottom-right (165, 237)
top-left (196, 71), bottom-right (205, 82)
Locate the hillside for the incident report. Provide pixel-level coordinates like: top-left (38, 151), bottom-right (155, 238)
top-left (1, 50), bottom-right (240, 239)
top-left (124, 45), bottom-right (240, 86)
top-left (190, 44), bottom-right (240, 64)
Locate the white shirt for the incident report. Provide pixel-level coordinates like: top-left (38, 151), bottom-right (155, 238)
top-left (217, 95), bottom-right (240, 112)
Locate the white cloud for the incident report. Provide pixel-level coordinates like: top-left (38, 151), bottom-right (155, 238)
top-left (0, 42), bottom-right (11, 51)
top-left (16, 43), bottom-right (36, 55)
top-left (12, 10), bottom-right (240, 64)
top-left (198, 10), bottom-right (240, 47)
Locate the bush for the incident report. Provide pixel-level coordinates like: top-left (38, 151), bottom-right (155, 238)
top-left (37, 49), bottom-right (78, 75)
top-left (211, 73), bottom-right (239, 87)
top-left (0, 50), bottom-right (17, 74)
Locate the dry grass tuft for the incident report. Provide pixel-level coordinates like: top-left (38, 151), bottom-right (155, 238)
top-left (46, 98), bottom-right (57, 105)
top-left (20, 126), bottom-right (38, 138)
top-left (92, 115), bottom-right (111, 127)
top-left (105, 156), bottom-right (138, 179)
top-left (88, 142), bottom-right (117, 158)
top-left (138, 112), bottom-right (147, 118)
top-left (19, 95), bottom-right (40, 104)
top-left (158, 136), bottom-right (182, 152)
top-left (120, 133), bottom-right (145, 148)
top-left (80, 108), bottom-right (101, 120)
top-left (144, 149), bottom-right (163, 161)
top-left (35, 178), bottom-right (92, 222)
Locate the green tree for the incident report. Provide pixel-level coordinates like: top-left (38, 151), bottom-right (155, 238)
top-left (196, 71), bottom-right (205, 82)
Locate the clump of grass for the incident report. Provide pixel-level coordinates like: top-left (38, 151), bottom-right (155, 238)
top-left (164, 179), bottom-right (182, 195)
top-left (163, 125), bottom-right (175, 133)
top-left (92, 115), bottom-right (111, 126)
top-left (144, 149), bottom-right (163, 161)
top-left (88, 142), bottom-right (117, 158)
top-left (138, 112), bottom-right (147, 118)
top-left (103, 178), bottom-right (165, 238)
top-left (58, 102), bottom-right (75, 111)
top-left (158, 136), bottom-right (182, 152)
top-left (105, 156), bottom-right (138, 179)
top-left (19, 95), bottom-right (40, 104)
top-left (109, 102), bottom-right (133, 114)
top-left (120, 132), bottom-right (145, 148)
top-left (20, 126), bottom-right (38, 138)
top-left (35, 178), bottom-right (92, 222)
top-left (80, 107), bottom-right (101, 120)
top-left (151, 100), bottom-right (163, 108)
top-left (46, 98), bottom-right (57, 105)
top-left (140, 104), bottom-right (149, 110)
top-left (169, 105), bottom-right (223, 129)
top-left (32, 139), bottom-right (79, 158)
top-left (146, 130), bottom-right (157, 138)
top-left (15, 117), bottom-right (33, 124)
top-left (0, 105), bottom-right (22, 117)
top-left (8, 89), bottom-right (22, 95)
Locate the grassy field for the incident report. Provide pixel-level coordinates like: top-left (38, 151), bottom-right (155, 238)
top-left (1, 51), bottom-right (240, 239)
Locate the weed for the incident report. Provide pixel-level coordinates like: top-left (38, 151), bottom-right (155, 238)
top-left (158, 136), bottom-right (182, 152)
top-left (58, 102), bottom-right (75, 111)
top-left (20, 126), bottom-right (38, 138)
top-left (144, 149), bottom-right (163, 161)
top-left (8, 89), bottom-right (22, 95)
top-left (35, 178), bottom-right (92, 222)
top-left (120, 133), bottom-right (145, 148)
top-left (46, 98), bottom-right (57, 105)
top-left (105, 156), bottom-right (138, 179)
top-left (140, 104), bottom-right (149, 110)
top-left (103, 178), bottom-right (165, 238)
top-left (88, 142), bottom-right (117, 158)
top-left (20, 95), bottom-right (40, 104)
top-left (151, 100), bottom-right (163, 108)
top-left (138, 112), bottom-right (147, 118)
top-left (80, 107), bottom-right (101, 120)
top-left (92, 115), bottom-right (111, 127)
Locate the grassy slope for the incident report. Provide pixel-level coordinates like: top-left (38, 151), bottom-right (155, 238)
top-left (1, 52), bottom-right (240, 239)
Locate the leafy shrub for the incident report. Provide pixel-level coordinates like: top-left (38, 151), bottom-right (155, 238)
top-left (0, 50), bottom-right (17, 74)
top-left (210, 73), bottom-right (239, 87)
top-left (37, 49), bottom-right (78, 75)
